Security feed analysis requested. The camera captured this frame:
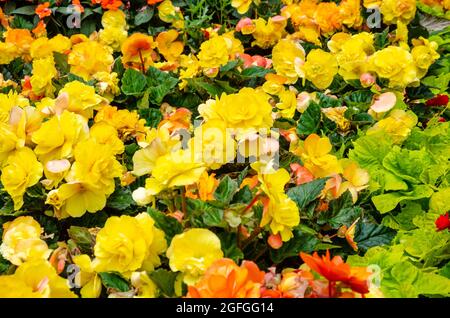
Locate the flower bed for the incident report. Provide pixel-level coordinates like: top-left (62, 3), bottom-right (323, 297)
top-left (0, 0), bottom-right (449, 298)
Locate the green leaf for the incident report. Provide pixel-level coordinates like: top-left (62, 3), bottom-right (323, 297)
top-left (53, 52), bottom-right (69, 74)
top-left (296, 102), bottom-right (321, 135)
top-left (270, 228), bottom-right (321, 263)
top-left (11, 15), bottom-right (34, 29)
top-left (134, 7), bottom-right (154, 25)
top-left (138, 108), bottom-right (163, 128)
top-left (99, 272), bottom-right (130, 292)
top-left (146, 67), bottom-right (179, 104)
top-left (202, 207), bottom-right (224, 227)
top-left (391, 261), bottom-right (419, 285)
top-left (343, 90), bottom-right (373, 109)
top-left (67, 226), bottom-right (95, 254)
top-left (415, 272), bottom-right (450, 297)
top-left (220, 60), bottom-right (240, 73)
top-left (328, 207), bottom-right (363, 229)
top-left (240, 66), bottom-right (273, 78)
top-left (316, 92), bottom-right (342, 108)
top-left (214, 176), bottom-right (238, 204)
top-left (287, 178), bottom-right (328, 209)
top-left (106, 187), bottom-right (134, 211)
top-left (354, 222), bottom-right (396, 251)
top-left (382, 147), bottom-right (433, 184)
top-left (372, 185), bottom-right (434, 213)
top-left (429, 188), bottom-right (450, 214)
top-left (374, 27), bottom-right (389, 50)
top-left (121, 69), bottom-right (147, 96)
top-left (149, 269), bottom-right (178, 297)
top-left (218, 232), bottom-right (244, 263)
top-left (147, 208), bottom-right (182, 244)
top-left (11, 6), bottom-right (36, 15)
top-left (381, 202), bottom-right (423, 231)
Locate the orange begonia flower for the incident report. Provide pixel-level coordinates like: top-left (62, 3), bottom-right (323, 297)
top-left (72, 0), bottom-right (85, 13)
top-left (36, 2), bottom-right (52, 19)
top-left (121, 33), bottom-right (157, 71)
top-left (187, 258), bottom-right (265, 298)
top-left (300, 251), bottom-right (369, 295)
top-left (92, 0), bottom-right (123, 11)
top-left (148, 0), bottom-right (164, 5)
top-left (290, 163), bottom-right (314, 185)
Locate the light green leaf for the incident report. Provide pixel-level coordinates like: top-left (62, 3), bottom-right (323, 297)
top-left (372, 185), bottom-right (434, 213)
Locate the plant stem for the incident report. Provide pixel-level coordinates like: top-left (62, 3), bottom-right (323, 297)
top-left (138, 49), bottom-right (145, 73)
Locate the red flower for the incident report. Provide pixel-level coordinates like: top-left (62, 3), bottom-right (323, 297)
top-left (435, 212), bottom-right (450, 231)
top-left (426, 94), bottom-right (449, 106)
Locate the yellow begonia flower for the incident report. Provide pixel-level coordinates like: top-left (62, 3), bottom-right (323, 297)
top-left (167, 228), bottom-right (223, 285)
top-left (90, 122), bottom-right (125, 155)
top-left (144, 149), bottom-right (206, 195)
top-left (1, 147), bottom-right (43, 210)
top-left (0, 275), bottom-right (41, 297)
top-left (231, 0), bottom-right (253, 14)
top-left (12, 260), bottom-right (77, 298)
top-left (93, 71), bottom-right (121, 101)
top-left (336, 36), bottom-right (373, 81)
top-left (303, 49), bottom-right (338, 90)
top-left (340, 0), bottom-right (363, 28)
top-left (295, 133), bottom-right (342, 178)
top-left (380, 0), bottom-right (416, 25)
top-left (262, 73), bottom-right (287, 95)
top-left (45, 138), bottom-right (122, 218)
top-left (321, 106), bottom-right (351, 132)
top-left (198, 87), bottom-right (273, 131)
top-left (337, 160), bottom-right (370, 203)
top-left (276, 89), bottom-right (297, 119)
top-left (178, 54), bottom-right (201, 89)
top-left (92, 213), bottom-right (167, 274)
top-left (158, 0), bottom-right (184, 29)
top-left (156, 30), bottom-right (184, 62)
top-left (197, 36), bottom-right (229, 69)
top-left (367, 109), bottom-right (418, 144)
top-left (99, 27), bottom-right (128, 52)
top-left (188, 120), bottom-right (237, 169)
top-left (251, 16), bottom-right (287, 49)
top-left (0, 216), bottom-right (51, 266)
top-left (0, 42), bottom-right (18, 65)
top-left (32, 110), bottom-right (89, 163)
top-left (72, 254), bottom-right (102, 298)
top-left (251, 161), bottom-right (300, 241)
top-left (132, 126), bottom-right (181, 176)
top-left (411, 37), bottom-right (440, 79)
top-left (94, 105), bottom-right (148, 141)
top-left (101, 9), bottom-right (127, 29)
top-left (131, 271), bottom-right (158, 298)
top-left (272, 38), bottom-right (305, 84)
top-left (0, 91), bottom-right (30, 123)
top-left (369, 46), bottom-right (418, 89)
top-left (59, 81), bottom-right (108, 118)
top-left (30, 55), bottom-right (57, 97)
top-left (68, 40), bottom-right (114, 81)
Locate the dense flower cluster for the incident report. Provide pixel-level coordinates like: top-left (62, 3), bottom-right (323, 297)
top-left (0, 0), bottom-right (449, 299)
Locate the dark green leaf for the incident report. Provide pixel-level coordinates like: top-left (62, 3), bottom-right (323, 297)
top-left (146, 67), bottom-right (178, 104)
top-left (67, 226), bottom-right (95, 254)
top-left (296, 102), bottom-right (321, 135)
top-left (121, 69), bottom-right (147, 96)
top-left (218, 232), bottom-right (244, 263)
top-left (134, 7), bottom-right (154, 25)
top-left (240, 66), bottom-right (273, 78)
top-left (106, 187), bottom-right (134, 211)
top-left (147, 208), bottom-right (182, 244)
top-left (138, 108), bottom-right (163, 128)
top-left (11, 6), bottom-right (36, 15)
top-left (374, 27), bottom-right (390, 50)
top-left (214, 176), bottom-right (238, 204)
top-left (287, 178), bottom-right (328, 209)
top-left (354, 222), bottom-right (396, 251)
top-left (99, 272), bottom-right (130, 292)
top-left (317, 92), bottom-right (342, 108)
top-left (149, 269), bottom-right (178, 297)
top-left (270, 228), bottom-right (321, 263)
